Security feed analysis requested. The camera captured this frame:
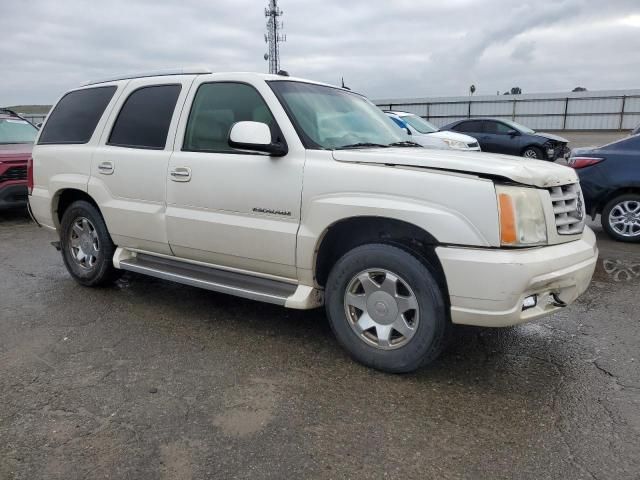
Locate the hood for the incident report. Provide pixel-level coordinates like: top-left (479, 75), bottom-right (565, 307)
top-left (0, 143), bottom-right (32, 162)
top-left (427, 130), bottom-right (477, 144)
top-left (535, 132), bottom-right (569, 144)
top-left (332, 148), bottom-right (578, 188)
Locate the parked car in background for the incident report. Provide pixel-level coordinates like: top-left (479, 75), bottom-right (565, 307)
top-left (384, 111), bottom-right (481, 151)
top-left (0, 109), bottom-right (38, 209)
top-left (441, 118), bottom-right (570, 161)
top-left (569, 134), bottom-right (640, 242)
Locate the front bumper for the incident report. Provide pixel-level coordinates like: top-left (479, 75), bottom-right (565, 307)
top-left (437, 227), bottom-right (598, 327)
top-left (547, 144), bottom-right (571, 161)
top-left (0, 183), bottom-right (28, 209)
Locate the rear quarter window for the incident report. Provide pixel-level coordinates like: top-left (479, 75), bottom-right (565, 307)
top-left (108, 84), bottom-right (182, 149)
top-left (38, 86), bottom-right (117, 145)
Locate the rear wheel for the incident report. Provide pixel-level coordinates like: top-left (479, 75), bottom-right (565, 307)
top-left (60, 200), bottom-right (121, 286)
top-left (522, 146), bottom-right (544, 159)
top-left (325, 244), bottom-right (450, 373)
top-left (601, 194), bottom-right (640, 243)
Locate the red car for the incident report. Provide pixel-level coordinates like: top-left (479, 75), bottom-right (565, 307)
top-left (0, 109), bottom-right (38, 209)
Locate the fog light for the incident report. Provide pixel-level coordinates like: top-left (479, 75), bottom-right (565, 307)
top-left (523, 295), bottom-right (537, 310)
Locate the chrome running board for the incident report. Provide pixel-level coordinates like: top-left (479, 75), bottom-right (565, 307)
top-left (118, 252), bottom-right (297, 306)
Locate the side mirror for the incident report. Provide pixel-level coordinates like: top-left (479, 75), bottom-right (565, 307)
top-left (405, 127), bottom-right (412, 136)
top-left (508, 129), bottom-right (520, 137)
top-left (229, 121), bottom-right (287, 157)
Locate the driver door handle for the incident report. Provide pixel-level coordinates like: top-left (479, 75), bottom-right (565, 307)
top-left (169, 167), bottom-right (191, 182)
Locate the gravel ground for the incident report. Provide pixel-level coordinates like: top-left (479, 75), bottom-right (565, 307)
top-left (1, 208), bottom-right (639, 480)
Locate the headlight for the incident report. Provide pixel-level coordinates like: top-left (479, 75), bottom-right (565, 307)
top-left (496, 185), bottom-right (547, 246)
top-left (442, 138), bottom-right (469, 150)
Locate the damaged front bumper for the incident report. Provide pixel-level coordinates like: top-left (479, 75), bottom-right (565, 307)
top-left (436, 227), bottom-right (598, 327)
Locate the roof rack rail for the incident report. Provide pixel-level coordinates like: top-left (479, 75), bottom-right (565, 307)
top-left (83, 67), bottom-right (212, 86)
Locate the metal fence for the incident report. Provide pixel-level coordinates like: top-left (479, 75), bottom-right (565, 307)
top-left (20, 114), bottom-right (47, 126)
top-left (375, 89), bottom-right (640, 131)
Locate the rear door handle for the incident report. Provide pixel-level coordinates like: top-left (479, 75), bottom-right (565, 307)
top-left (97, 161), bottom-right (114, 175)
top-left (169, 167), bottom-right (191, 182)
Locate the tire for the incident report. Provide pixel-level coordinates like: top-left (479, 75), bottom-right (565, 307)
top-left (325, 244), bottom-right (450, 373)
top-left (522, 146), bottom-right (544, 160)
top-left (601, 194), bottom-right (640, 243)
top-left (59, 200), bottom-right (121, 286)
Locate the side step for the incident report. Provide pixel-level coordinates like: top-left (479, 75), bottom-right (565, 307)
top-left (118, 252), bottom-right (298, 306)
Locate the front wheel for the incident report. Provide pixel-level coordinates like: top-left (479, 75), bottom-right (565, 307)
top-left (325, 244), bottom-right (450, 373)
top-left (60, 200), bottom-right (121, 286)
top-left (522, 146), bottom-right (544, 159)
top-left (601, 194), bottom-right (640, 243)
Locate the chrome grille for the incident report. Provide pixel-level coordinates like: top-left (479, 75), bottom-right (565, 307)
top-left (548, 183), bottom-right (585, 235)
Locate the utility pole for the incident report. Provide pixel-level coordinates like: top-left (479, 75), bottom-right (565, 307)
top-left (264, 0), bottom-right (286, 74)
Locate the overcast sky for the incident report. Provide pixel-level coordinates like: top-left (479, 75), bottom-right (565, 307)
top-left (1, 0), bottom-right (639, 106)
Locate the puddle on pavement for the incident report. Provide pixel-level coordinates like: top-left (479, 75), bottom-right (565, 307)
top-left (593, 258), bottom-right (640, 284)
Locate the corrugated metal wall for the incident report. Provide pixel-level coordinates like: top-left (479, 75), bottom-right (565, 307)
top-left (375, 89), bottom-right (640, 131)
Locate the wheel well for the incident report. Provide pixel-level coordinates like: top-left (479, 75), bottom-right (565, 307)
top-left (595, 187), bottom-right (640, 215)
top-left (314, 217), bottom-right (449, 304)
top-left (54, 189), bottom-right (99, 226)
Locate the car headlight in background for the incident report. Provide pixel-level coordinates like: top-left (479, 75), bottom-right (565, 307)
top-left (442, 138), bottom-right (469, 150)
top-left (496, 185), bottom-right (547, 246)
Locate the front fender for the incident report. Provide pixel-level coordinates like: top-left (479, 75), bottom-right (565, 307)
top-left (297, 191), bottom-right (497, 273)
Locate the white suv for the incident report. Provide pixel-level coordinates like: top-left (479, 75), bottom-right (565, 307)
top-left (29, 68), bottom-right (598, 372)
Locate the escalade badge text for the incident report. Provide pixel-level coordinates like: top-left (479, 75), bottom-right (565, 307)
top-left (253, 207), bottom-right (292, 216)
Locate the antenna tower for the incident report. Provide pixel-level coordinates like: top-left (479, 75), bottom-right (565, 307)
top-left (264, 0), bottom-right (286, 74)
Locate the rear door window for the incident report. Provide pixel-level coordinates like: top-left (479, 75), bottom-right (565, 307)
top-left (38, 86), bottom-right (116, 144)
top-left (454, 120), bottom-right (483, 133)
top-left (108, 84), bottom-right (182, 149)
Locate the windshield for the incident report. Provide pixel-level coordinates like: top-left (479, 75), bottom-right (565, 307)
top-left (0, 118), bottom-right (38, 144)
top-left (401, 114), bottom-right (438, 134)
top-left (501, 119), bottom-right (535, 134)
top-left (269, 81), bottom-right (407, 149)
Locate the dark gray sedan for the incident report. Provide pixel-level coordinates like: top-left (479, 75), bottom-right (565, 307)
top-left (441, 118), bottom-right (570, 161)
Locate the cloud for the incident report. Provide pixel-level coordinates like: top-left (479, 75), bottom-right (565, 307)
top-left (0, 0), bottom-right (639, 105)
top-left (510, 40), bottom-right (536, 63)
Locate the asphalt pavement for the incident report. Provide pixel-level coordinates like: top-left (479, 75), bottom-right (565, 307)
top-left (1, 208), bottom-right (639, 480)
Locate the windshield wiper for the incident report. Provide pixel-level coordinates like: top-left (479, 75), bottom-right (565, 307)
top-left (388, 141), bottom-right (423, 148)
top-left (336, 142), bottom-right (389, 150)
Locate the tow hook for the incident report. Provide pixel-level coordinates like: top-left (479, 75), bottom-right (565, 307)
top-left (550, 293), bottom-right (567, 308)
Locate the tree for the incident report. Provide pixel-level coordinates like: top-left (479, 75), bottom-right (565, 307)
top-left (510, 87), bottom-right (522, 95)
top-left (469, 84), bottom-right (476, 96)
top-left (572, 86), bottom-right (587, 92)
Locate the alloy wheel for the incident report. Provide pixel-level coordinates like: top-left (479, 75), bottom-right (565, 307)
top-left (609, 200), bottom-right (640, 238)
top-left (343, 269), bottom-right (420, 350)
top-left (69, 217), bottom-right (100, 269)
